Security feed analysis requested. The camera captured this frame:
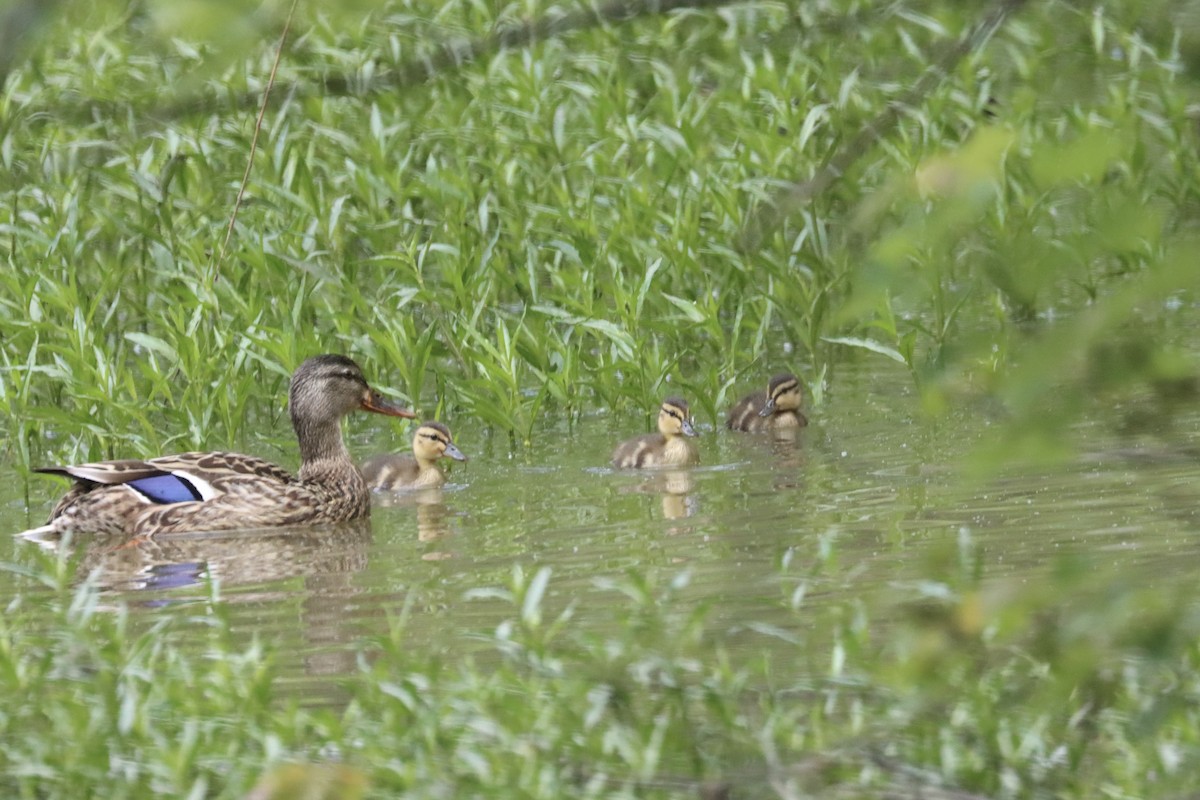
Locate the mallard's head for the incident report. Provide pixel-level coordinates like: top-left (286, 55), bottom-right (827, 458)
top-left (289, 355), bottom-right (416, 430)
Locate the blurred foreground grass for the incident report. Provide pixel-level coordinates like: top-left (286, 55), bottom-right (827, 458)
top-left (3, 541), bottom-right (1200, 798)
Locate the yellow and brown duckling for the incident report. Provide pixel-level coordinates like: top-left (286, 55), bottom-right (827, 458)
top-left (21, 355), bottom-right (416, 538)
top-left (361, 421), bottom-right (466, 491)
top-left (726, 373), bottom-right (807, 432)
top-left (611, 397), bottom-right (700, 469)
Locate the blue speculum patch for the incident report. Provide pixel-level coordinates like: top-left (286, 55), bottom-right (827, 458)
top-left (127, 474), bottom-right (202, 504)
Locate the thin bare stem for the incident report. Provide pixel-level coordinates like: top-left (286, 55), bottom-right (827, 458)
top-left (214, 0), bottom-right (301, 279)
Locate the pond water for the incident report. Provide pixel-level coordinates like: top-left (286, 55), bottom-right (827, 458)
top-left (2, 361), bottom-right (1199, 699)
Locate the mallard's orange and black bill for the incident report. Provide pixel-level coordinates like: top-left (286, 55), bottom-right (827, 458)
top-left (362, 390), bottom-right (418, 419)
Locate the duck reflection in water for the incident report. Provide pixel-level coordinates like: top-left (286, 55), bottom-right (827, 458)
top-left (21, 520), bottom-right (373, 598)
top-left (21, 521), bottom-right (375, 681)
top-left (655, 469), bottom-right (699, 522)
top-left (767, 425), bottom-right (808, 487)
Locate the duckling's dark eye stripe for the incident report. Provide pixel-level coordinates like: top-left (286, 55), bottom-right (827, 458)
top-left (663, 407), bottom-right (682, 421)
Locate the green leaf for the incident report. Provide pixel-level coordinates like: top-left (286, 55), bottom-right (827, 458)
top-left (822, 336), bottom-right (908, 364)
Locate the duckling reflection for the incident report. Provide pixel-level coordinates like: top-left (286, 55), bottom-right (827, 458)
top-left (657, 470), bottom-right (699, 520)
top-left (362, 421), bottom-right (466, 490)
top-left (768, 433), bottom-right (807, 486)
top-left (616, 469), bottom-right (699, 521)
top-left (612, 398), bottom-right (700, 468)
top-left (371, 485), bottom-right (457, 548)
top-left (726, 373), bottom-right (807, 433)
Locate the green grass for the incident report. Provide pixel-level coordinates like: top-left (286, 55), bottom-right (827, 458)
top-left (1, 0), bottom-right (1197, 468)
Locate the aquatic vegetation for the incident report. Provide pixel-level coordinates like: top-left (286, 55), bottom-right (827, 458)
top-left (0, 0), bottom-right (1195, 470)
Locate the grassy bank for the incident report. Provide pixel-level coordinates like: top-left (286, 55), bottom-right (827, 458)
top-left (1, 0), bottom-right (1196, 467)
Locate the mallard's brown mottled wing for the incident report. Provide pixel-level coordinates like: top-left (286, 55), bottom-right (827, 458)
top-left (726, 390), bottom-right (769, 432)
top-left (36, 459), bottom-right (172, 485)
top-left (361, 454), bottom-right (423, 490)
top-left (136, 472), bottom-right (369, 533)
top-left (26, 450), bottom-right (363, 536)
top-left (37, 452), bottom-right (296, 498)
top-left (147, 451), bottom-right (296, 484)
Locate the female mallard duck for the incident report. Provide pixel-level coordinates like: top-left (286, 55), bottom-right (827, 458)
top-left (20, 355), bottom-right (416, 538)
top-left (726, 373), bottom-right (807, 432)
top-left (611, 397), bottom-right (700, 469)
top-left (360, 421), bottom-right (467, 490)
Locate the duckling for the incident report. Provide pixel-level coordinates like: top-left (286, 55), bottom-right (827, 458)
top-left (611, 397), bottom-right (700, 469)
top-left (361, 421), bottom-right (467, 491)
top-left (726, 373), bottom-right (807, 432)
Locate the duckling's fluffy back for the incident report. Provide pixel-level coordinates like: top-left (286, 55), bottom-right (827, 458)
top-left (725, 390), bottom-right (770, 431)
top-left (611, 433), bottom-right (699, 469)
top-left (361, 453), bottom-right (435, 490)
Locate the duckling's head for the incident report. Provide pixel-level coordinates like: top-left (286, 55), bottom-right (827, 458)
top-left (759, 374), bottom-right (802, 417)
top-left (657, 397), bottom-right (697, 438)
top-left (412, 421), bottom-right (467, 464)
top-left (290, 355), bottom-right (416, 431)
